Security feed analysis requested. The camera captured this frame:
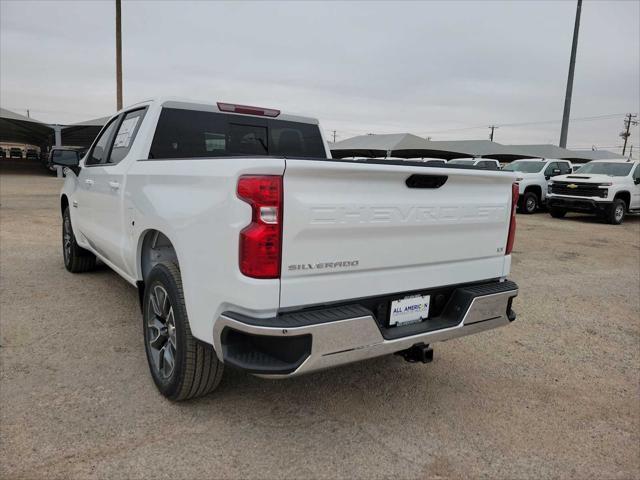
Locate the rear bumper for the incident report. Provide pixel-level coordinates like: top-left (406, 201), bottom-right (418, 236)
top-left (547, 196), bottom-right (612, 213)
top-left (212, 280), bottom-right (518, 377)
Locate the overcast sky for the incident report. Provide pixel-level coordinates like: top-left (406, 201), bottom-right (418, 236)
top-left (1, 0), bottom-right (639, 152)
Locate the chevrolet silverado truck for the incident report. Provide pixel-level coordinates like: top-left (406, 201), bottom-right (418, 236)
top-left (547, 159), bottom-right (640, 224)
top-left (503, 158), bottom-right (573, 213)
top-left (53, 98), bottom-right (520, 401)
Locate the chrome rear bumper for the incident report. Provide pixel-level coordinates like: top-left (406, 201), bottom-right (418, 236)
top-left (212, 280), bottom-right (518, 377)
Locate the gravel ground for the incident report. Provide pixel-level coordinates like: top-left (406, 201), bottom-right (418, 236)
top-left (1, 164), bottom-right (639, 480)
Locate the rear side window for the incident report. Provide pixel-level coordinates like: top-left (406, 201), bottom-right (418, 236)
top-left (148, 108), bottom-right (326, 159)
top-left (109, 108), bottom-right (146, 164)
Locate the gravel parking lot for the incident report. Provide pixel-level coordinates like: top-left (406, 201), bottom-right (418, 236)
top-left (1, 164), bottom-right (639, 480)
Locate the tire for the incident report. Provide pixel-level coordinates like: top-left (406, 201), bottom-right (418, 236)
top-left (606, 199), bottom-right (626, 225)
top-left (143, 262), bottom-right (223, 401)
top-left (520, 192), bottom-right (538, 214)
top-left (62, 207), bottom-right (96, 273)
top-left (548, 207), bottom-right (567, 218)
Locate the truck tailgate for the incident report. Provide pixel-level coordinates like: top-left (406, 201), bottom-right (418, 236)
top-left (280, 159), bottom-right (515, 308)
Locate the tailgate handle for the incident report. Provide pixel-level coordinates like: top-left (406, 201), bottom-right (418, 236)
top-left (405, 174), bottom-right (448, 189)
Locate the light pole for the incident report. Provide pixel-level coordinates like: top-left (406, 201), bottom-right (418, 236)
top-left (116, 0), bottom-right (123, 110)
top-left (559, 0), bottom-right (582, 148)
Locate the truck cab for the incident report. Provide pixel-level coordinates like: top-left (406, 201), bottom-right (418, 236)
top-left (502, 158), bottom-right (572, 214)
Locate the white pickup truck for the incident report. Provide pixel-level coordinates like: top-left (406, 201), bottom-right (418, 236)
top-left (502, 158), bottom-right (573, 213)
top-left (54, 98), bottom-right (520, 400)
top-left (547, 159), bottom-right (640, 224)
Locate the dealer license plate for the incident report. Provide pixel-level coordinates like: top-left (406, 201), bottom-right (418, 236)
top-left (389, 294), bottom-right (430, 327)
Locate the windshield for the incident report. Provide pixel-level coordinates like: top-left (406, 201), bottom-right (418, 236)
top-left (448, 159), bottom-right (475, 166)
top-left (573, 162), bottom-right (633, 176)
top-left (503, 161), bottom-right (545, 173)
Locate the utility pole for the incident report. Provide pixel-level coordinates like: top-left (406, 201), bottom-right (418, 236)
top-left (620, 113), bottom-right (638, 156)
top-left (26, 109), bottom-right (30, 118)
top-left (332, 130), bottom-right (337, 143)
top-left (559, 0), bottom-right (582, 148)
top-left (489, 125), bottom-right (498, 141)
top-left (116, 0), bottom-right (123, 110)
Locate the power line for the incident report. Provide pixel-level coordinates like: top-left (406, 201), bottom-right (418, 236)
top-left (421, 113), bottom-right (628, 135)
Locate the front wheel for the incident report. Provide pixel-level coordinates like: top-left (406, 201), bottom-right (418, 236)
top-left (520, 192), bottom-right (538, 214)
top-left (548, 207), bottom-right (567, 218)
top-left (62, 207), bottom-right (96, 273)
top-left (606, 199), bottom-right (626, 225)
top-left (143, 262), bottom-right (223, 401)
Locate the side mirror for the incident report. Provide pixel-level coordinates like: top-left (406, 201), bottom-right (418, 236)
top-left (634, 178), bottom-right (640, 185)
top-left (52, 151), bottom-right (81, 175)
top-left (52, 152), bottom-right (80, 167)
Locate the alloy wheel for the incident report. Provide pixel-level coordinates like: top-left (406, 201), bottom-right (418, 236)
top-left (63, 215), bottom-right (72, 264)
top-left (615, 204), bottom-right (624, 222)
top-left (146, 285), bottom-right (177, 379)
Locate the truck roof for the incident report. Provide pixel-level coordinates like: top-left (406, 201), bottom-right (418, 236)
top-left (590, 158), bottom-right (637, 164)
top-left (123, 97), bottom-right (320, 126)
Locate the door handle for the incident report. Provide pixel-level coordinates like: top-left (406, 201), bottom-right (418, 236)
top-left (84, 179), bottom-right (94, 186)
top-left (109, 181), bottom-right (120, 190)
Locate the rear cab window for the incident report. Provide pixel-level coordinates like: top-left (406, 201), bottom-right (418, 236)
top-left (148, 108), bottom-right (326, 159)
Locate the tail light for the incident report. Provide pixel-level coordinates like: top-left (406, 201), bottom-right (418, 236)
top-left (505, 183), bottom-right (518, 255)
top-left (237, 175), bottom-right (283, 278)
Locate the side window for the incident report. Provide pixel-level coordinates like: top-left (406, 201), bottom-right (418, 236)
top-left (559, 162), bottom-right (571, 175)
top-left (478, 160), bottom-right (498, 170)
top-left (86, 118), bottom-right (119, 166)
top-left (633, 164), bottom-right (640, 181)
top-left (544, 162), bottom-right (558, 176)
top-left (109, 108), bottom-right (146, 164)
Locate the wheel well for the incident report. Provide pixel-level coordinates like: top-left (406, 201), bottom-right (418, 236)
top-left (140, 230), bottom-right (179, 282)
top-left (524, 185), bottom-right (542, 199)
top-left (61, 195), bottom-right (69, 217)
top-left (614, 191), bottom-right (631, 211)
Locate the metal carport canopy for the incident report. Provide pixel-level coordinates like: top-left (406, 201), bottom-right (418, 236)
top-left (330, 133), bottom-right (474, 159)
top-left (497, 144), bottom-right (594, 163)
top-left (0, 108), bottom-right (54, 146)
top-left (61, 116), bottom-right (109, 148)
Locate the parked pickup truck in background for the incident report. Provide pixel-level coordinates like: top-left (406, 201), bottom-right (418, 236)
top-left (502, 158), bottom-right (573, 214)
top-left (547, 159), bottom-right (640, 224)
top-left (447, 158), bottom-right (501, 170)
top-left (54, 98), bottom-right (520, 400)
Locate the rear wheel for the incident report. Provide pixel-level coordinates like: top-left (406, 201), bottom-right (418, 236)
top-left (520, 192), bottom-right (538, 214)
top-left (62, 207), bottom-right (96, 273)
top-left (606, 199), bottom-right (626, 225)
top-left (548, 207), bottom-right (567, 218)
top-left (143, 262), bottom-right (223, 401)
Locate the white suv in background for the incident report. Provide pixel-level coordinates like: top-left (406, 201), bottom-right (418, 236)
top-left (502, 158), bottom-right (573, 214)
top-left (547, 159), bottom-right (640, 224)
top-left (448, 158), bottom-right (501, 170)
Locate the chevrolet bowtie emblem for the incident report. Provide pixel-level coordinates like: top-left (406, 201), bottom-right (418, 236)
top-left (567, 184), bottom-right (578, 189)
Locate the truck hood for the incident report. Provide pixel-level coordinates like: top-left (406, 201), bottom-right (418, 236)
top-left (552, 173), bottom-right (615, 184)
